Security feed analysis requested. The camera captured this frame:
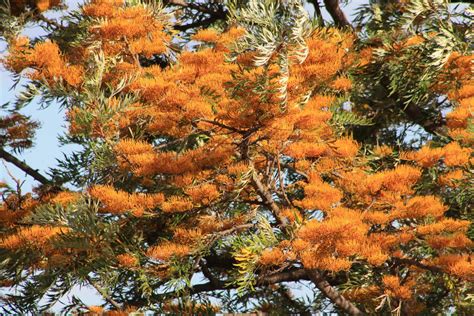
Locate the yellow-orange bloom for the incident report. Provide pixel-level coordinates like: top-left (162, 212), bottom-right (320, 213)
top-left (443, 142), bottom-right (471, 166)
top-left (382, 275), bottom-right (412, 300)
top-left (0, 225), bottom-right (67, 250)
top-left (116, 253), bottom-right (139, 268)
top-left (147, 242), bottom-right (190, 261)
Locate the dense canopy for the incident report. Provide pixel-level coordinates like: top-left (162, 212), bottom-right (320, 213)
top-left (0, 0), bottom-right (472, 314)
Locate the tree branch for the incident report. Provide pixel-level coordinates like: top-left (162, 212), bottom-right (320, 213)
top-left (167, 0), bottom-right (223, 15)
top-left (306, 269), bottom-right (364, 315)
top-left (0, 148), bottom-right (52, 185)
top-left (308, 0), bottom-right (324, 25)
top-left (392, 257), bottom-right (444, 274)
top-left (323, 0), bottom-right (352, 28)
top-left (174, 14), bottom-right (226, 32)
top-left (86, 276), bottom-right (122, 310)
top-left (250, 163), bottom-right (289, 227)
top-left (400, 102), bottom-right (447, 137)
top-left (34, 14), bottom-right (62, 29)
top-left (166, 0), bottom-right (227, 32)
top-left (157, 268), bottom-right (309, 298)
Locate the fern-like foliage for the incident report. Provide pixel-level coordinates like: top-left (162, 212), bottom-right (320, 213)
top-left (228, 0), bottom-right (313, 111)
top-left (230, 215), bottom-right (277, 294)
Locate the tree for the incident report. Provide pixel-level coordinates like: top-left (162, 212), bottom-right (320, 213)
top-left (0, 0), bottom-right (472, 314)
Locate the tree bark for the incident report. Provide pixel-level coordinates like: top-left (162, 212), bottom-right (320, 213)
top-left (0, 147), bottom-right (52, 185)
top-left (306, 269), bottom-right (364, 315)
top-left (323, 0), bottom-right (352, 28)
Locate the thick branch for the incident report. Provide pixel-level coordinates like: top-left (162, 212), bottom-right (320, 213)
top-left (250, 166), bottom-right (289, 227)
top-left (400, 102), bottom-right (446, 136)
top-left (34, 14), bottom-right (62, 29)
top-left (0, 148), bottom-right (51, 185)
top-left (167, 0), bottom-right (227, 32)
top-left (393, 258), bottom-right (444, 274)
top-left (308, 0), bottom-right (324, 25)
top-left (323, 0), bottom-right (352, 28)
top-left (263, 268), bottom-right (308, 284)
top-left (174, 14), bottom-right (226, 32)
top-left (158, 268), bottom-right (309, 298)
top-left (167, 0), bottom-right (223, 15)
top-left (306, 270), bottom-right (364, 315)
top-left (87, 276), bottom-right (122, 310)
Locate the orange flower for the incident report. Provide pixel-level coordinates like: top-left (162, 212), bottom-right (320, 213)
top-left (88, 305), bottom-right (104, 314)
top-left (405, 146), bottom-right (444, 168)
top-left (330, 76), bottom-right (352, 91)
top-left (432, 254), bottom-right (474, 280)
top-left (89, 185), bottom-right (164, 216)
top-left (295, 177), bottom-right (343, 211)
top-left (160, 196), bottom-right (193, 213)
top-left (259, 248), bottom-right (286, 266)
top-left (438, 170), bottom-right (464, 187)
top-left (185, 183), bottom-right (220, 205)
top-left (397, 195), bottom-right (447, 219)
top-left (373, 145), bottom-right (393, 157)
top-left (382, 275), bottom-right (412, 300)
top-left (116, 254), bottom-right (139, 268)
top-left (443, 142), bottom-right (471, 166)
top-left (192, 29), bottom-right (220, 43)
top-left (426, 232), bottom-right (473, 249)
top-left (332, 138), bottom-right (359, 158)
top-left (50, 191), bottom-right (80, 206)
top-left (417, 218), bottom-right (470, 235)
top-left (0, 225), bottom-right (67, 250)
top-left (147, 242), bottom-right (190, 261)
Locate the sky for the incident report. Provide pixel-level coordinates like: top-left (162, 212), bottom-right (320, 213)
top-left (0, 0), bottom-right (370, 312)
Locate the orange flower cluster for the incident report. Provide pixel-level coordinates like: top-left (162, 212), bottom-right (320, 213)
top-left (146, 242), bottom-right (190, 262)
top-left (89, 185), bottom-right (164, 216)
top-left (382, 275), bottom-right (412, 300)
top-left (0, 113), bottom-right (39, 151)
top-left (259, 248), bottom-right (286, 266)
top-left (431, 254), bottom-right (474, 281)
top-left (115, 138), bottom-right (234, 176)
top-left (343, 285), bottom-right (381, 303)
top-left (295, 172), bottom-right (342, 211)
top-left (0, 225), bottom-right (67, 250)
top-left (0, 192), bottom-right (39, 227)
top-left (337, 164), bottom-right (422, 205)
top-left (160, 196), bottom-right (193, 213)
top-left (426, 233), bottom-right (473, 249)
top-left (83, 0), bottom-right (171, 57)
top-left (49, 191), bottom-right (80, 206)
top-left (116, 253), bottom-right (139, 268)
top-left (438, 170), bottom-right (464, 187)
top-left (1, 0), bottom-right (473, 308)
top-left (3, 39), bottom-right (84, 87)
top-left (393, 195), bottom-right (447, 219)
top-left (416, 218), bottom-right (470, 236)
top-left (445, 54), bottom-right (474, 143)
top-left (403, 142), bottom-right (471, 167)
top-left (296, 207), bottom-right (388, 271)
top-left (185, 183), bottom-right (220, 205)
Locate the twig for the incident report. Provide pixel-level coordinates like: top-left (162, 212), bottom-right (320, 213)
top-left (86, 276), bottom-right (122, 310)
top-left (392, 257), bottom-right (444, 274)
top-left (306, 269), bottom-right (364, 315)
top-left (35, 14), bottom-right (62, 29)
top-left (249, 161), bottom-right (289, 227)
top-left (0, 148), bottom-right (52, 185)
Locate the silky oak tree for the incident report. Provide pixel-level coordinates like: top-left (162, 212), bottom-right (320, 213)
top-left (0, 0), bottom-right (472, 314)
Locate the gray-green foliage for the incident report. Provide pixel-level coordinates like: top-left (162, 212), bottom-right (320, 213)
top-left (229, 0), bottom-right (313, 110)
